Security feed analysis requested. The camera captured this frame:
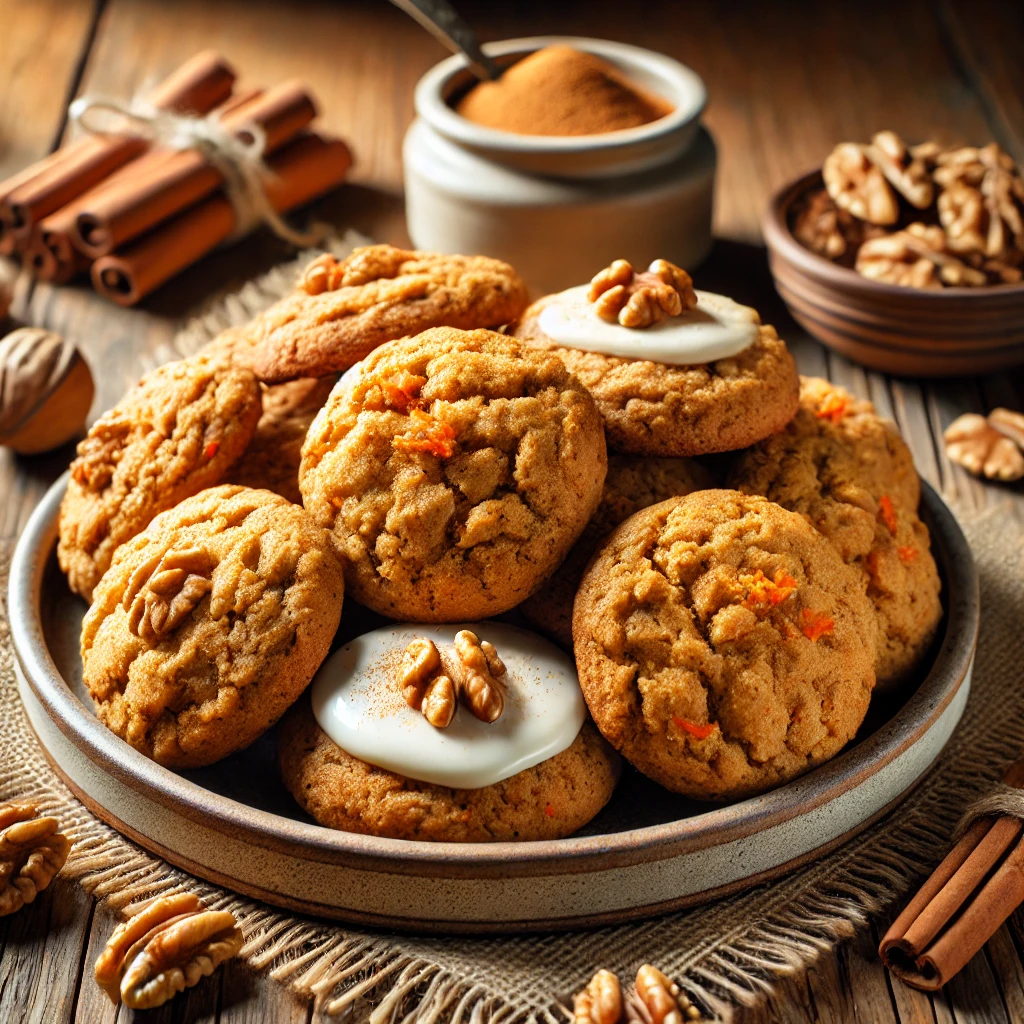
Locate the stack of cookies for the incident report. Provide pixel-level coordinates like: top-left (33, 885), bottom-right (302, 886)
top-left (56, 244), bottom-right (943, 842)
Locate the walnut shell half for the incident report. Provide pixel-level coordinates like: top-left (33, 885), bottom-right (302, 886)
top-left (0, 327), bottom-right (94, 454)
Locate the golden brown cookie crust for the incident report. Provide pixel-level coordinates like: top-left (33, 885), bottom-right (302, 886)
top-left (728, 377), bottom-right (941, 688)
top-left (229, 376), bottom-right (337, 505)
top-left (245, 246), bottom-right (530, 383)
top-left (573, 490), bottom-right (877, 801)
top-left (58, 354), bottom-right (262, 601)
top-left (512, 295), bottom-right (799, 456)
top-left (81, 485), bottom-right (344, 769)
top-left (520, 455), bottom-right (713, 648)
top-left (278, 696), bottom-right (620, 842)
top-left (299, 327), bottom-right (608, 621)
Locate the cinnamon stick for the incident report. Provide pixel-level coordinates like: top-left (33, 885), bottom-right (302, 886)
top-left (91, 133), bottom-right (352, 306)
top-left (72, 80), bottom-right (318, 258)
top-left (0, 51), bottom-right (236, 252)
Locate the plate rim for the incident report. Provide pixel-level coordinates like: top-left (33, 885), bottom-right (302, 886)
top-left (9, 474), bottom-right (979, 880)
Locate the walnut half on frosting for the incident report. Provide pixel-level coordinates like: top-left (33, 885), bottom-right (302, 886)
top-left (587, 259), bottom-right (697, 328)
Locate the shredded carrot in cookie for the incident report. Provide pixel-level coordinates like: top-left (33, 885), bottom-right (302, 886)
top-left (740, 569), bottom-right (797, 609)
top-left (898, 545), bottom-right (918, 564)
top-left (878, 495), bottom-right (898, 536)
top-left (800, 608), bottom-right (835, 641)
top-left (393, 409), bottom-right (457, 458)
top-left (544, 803), bottom-right (555, 817)
top-left (865, 550), bottom-right (881, 578)
top-left (815, 391), bottom-right (850, 423)
top-left (381, 371), bottom-right (427, 413)
top-left (672, 716), bottom-right (717, 740)
top-left (203, 440), bottom-right (220, 459)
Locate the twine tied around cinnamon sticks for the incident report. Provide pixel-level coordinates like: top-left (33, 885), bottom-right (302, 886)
top-left (68, 94), bottom-right (325, 248)
top-left (880, 757), bottom-right (1024, 991)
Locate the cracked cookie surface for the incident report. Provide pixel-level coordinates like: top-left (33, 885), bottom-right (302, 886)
top-left (81, 485), bottom-right (344, 768)
top-left (240, 245), bottom-right (530, 383)
top-left (299, 327), bottom-right (607, 621)
top-left (573, 490), bottom-right (876, 801)
top-left (513, 296), bottom-right (799, 456)
top-left (229, 376), bottom-right (337, 505)
top-left (728, 377), bottom-right (942, 689)
top-left (521, 455), bottom-right (713, 648)
top-left (58, 354), bottom-right (262, 601)
top-left (278, 696), bottom-right (620, 842)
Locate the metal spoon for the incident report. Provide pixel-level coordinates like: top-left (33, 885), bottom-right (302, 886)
top-left (389, 0), bottom-right (501, 81)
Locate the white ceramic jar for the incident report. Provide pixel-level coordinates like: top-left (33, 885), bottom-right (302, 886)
top-left (404, 36), bottom-right (716, 295)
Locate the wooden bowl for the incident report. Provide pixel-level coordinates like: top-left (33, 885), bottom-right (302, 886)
top-left (763, 171), bottom-right (1024, 376)
top-left (9, 476), bottom-right (979, 933)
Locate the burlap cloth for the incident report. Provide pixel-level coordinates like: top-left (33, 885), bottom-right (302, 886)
top-left (2, 242), bottom-right (1022, 1022)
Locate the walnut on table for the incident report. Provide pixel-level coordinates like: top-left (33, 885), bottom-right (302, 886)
top-left (94, 892), bottom-right (243, 1010)
top-left (587, 258), bottom-right (697, 328)
top-left (0, 802), bottom-right (71, 917)
top-left (944, 411), bottom-right (1024, 482)
top-left (574, 969), bottom-right (623, 1024)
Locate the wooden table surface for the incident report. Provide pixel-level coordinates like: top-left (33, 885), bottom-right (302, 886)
top-left (2, 0), bottom-right (1024, 1021)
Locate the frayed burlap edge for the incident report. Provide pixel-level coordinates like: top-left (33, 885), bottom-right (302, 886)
top-left (2, 243), bottom-right (1022, 1022)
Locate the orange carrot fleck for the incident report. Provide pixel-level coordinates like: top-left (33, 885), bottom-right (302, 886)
top-left (544, 803), bottom-right (555, 817)
top-left (800, 608), bottom-right (835, 641)
top-left (381, 371), bottom-right (427, 413)
top-left (672, 716), bottom-right (717, 740)
top-left (740, 569), bottom-right (798, 609)
top-left (393, 409), bottom-right (457, 458)
top-left (879, 495), bottom-right (897, 536)
top-left (203, 440), bottom-right (220, 459)
top-left (898, 545), bottom-right (918, 564)
top-left (816, 392), bottom-right (849, 423)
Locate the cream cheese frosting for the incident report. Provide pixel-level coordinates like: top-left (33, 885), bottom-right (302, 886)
top-left (310, 621), bottom-right (587, 789)
top-left (537, 284), bottom-right (759, 365)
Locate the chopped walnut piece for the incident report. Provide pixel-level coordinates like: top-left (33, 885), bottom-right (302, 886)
top-left (823, 142), bottom-right (900, 225)
top-left (945, 412), bottom-right (1024, 481)
top-left (0, 803), bottom-right (70, 917)
top-left (633, 965), bottom-right (701, 1024)
top-left (453, 629), bottom-right (506, 723)
top-left (122, 547), bottom-right (215, 645)
top-left (989, 407), bottom-right (1024, 449)
top-left (94, 893), bottom-right (242, 1010)
top-left (856, 224), bottom-right (987, 288)
top-left (574, 969), bottom-right (623, 1024)
top-left (935, 143), bottom-right (1024, 258)
top-left (868, 130), bottom-right (935, 208)
top-left (421, 675), bottom-right (456, 728)
top-left (792, 189), bottom-right (862, 261)
top-left (399, 638), bottom-right (442, 710)
top-left (587, 259), bottom-right (697, 328)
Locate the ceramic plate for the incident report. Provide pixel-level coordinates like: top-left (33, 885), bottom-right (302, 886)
top-left (9, 476), bottom-right (978, 933)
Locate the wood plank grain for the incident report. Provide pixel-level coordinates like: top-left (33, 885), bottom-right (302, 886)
top-left (219, 957), bottom-right (309, 1024)
top-left (984, 926), bottom-right (1024, 1023)
top-left (0, 877), bottom-right (94, 1024)
top-left (0, 0), bottom-right (97, 179)
top-left (944, 945), bottom-right (1012, 1024)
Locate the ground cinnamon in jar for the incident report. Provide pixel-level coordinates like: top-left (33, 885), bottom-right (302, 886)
top-left (454, 45), bottom-right (673, 137)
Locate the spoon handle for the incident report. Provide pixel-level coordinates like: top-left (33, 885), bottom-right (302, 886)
top-left (389, 0), bottom-right (501, 81)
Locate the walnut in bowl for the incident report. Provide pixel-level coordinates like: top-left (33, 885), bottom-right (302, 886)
top-left (764, 138), bottom-right (1024, 376)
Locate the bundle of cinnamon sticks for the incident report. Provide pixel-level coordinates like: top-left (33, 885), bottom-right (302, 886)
top-left (880, 757), bottom-right (1024, 990)
top-left (0, 51), bottom-right (352, 305)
